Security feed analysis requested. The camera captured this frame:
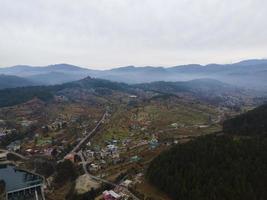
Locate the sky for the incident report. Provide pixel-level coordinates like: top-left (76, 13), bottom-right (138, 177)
top-left (0, 0), bottom-right (267, 69)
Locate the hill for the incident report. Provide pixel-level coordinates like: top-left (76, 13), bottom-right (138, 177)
top-left (0, 64), bottom-right (93, 85)
top-left (146, 135), bottom-right (267, 200)
top-left (223, 104), bottom-right (267, 136)
top-left (0, 76), bottom-right (254, 108)
top-left (0, 64), bottom-right (91, 76)
top-left (135, 79), bottom-right (236, 93)
top-left (135, 79), bottom-right (250, 107)
top-left (0, 76), bottom-right (132, 107)
top-left (0, 76), bottom-right (251, 108)
top-left (0, 74), bottom-right (36, 89)
top-left (27, 72), bottom-right (87, 85)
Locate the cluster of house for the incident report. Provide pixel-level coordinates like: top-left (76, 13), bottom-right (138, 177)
top-left (170, 122), bottom-right (185, 129)
top-left (79, 137), bottom-right (158, 175)
top-left (170, 122), bottom-right (211, 129)
top-left (128, 136), bottom-right (159, 150)
top-left (102, 180), bottom-right (133, 200)
top-left (42, 120), bottom-right (67, 132)
top-left (54, 95), bottom-right (69, 102)
top-left (64, 136), bottom-right (160, 175)
top-left (79, 142), bottom-right (122, 172)
top-left (0, 128), bottom-right (16, 139)
top-left (0, 132), bottom-right (6, 139)
top-left (25, 146), bottom-right (59, 156)
top-left (6, 140), bottom-right (21, 152)
top-left (20, 119), bottom-right (35, 127)
top-left (102, 175), bottom-right (145, 200)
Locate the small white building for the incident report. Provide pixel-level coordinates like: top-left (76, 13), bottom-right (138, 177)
top-left (121, 179), bottom-right (132, 188)
top-left (107, 144), bottom-right (118, 152)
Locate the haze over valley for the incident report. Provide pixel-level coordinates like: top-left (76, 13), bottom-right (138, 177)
top-left (1, 1), bottom-right (267, 200)
top-left (1, 59), bottom-right (267, 91)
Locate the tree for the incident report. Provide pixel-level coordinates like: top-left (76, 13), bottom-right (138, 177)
top-left (54, 160), bottom-right (77, 185)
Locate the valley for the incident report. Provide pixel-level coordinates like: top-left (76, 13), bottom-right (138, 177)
top-left (1, 1), bottom-right (267, 199)
top-left (0, 74), bottom-right (264, 200)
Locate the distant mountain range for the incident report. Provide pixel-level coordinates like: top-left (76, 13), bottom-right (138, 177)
top-left (0, 59), bottom-right (267, 90)
top-left (0, 64), bottom-right (91, 86)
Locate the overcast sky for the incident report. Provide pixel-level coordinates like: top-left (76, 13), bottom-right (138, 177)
top-left (0, 0), bottom-right (266, 69)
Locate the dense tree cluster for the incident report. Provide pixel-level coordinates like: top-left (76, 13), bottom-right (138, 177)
top-left (0, 86), bottom-right (54, 107)
top-left (31, 158), bottom-right (56, 178)
top-left (223, 104), bottom-right (267, 136)
top-left (66, 188), bottom-right (98, 200)
top-left (146, 135), bottom-right (267, 200)
top-left (54, 160), bottom-right (77, 185)
top-left (0, 74), bottom-right (36, 89)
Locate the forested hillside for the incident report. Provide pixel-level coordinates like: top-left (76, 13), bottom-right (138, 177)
top-left (0, 76), bottom-right (243, 108)
top-left (135, 79), bottom-right (238, 95)
top-left (0, 76), bottom-right (132, 107)
top-left (146, 135), bottom-right (267, 200)
top-left (0, 74), bottom-right (36, 89)
top-left (223, 104), bottom-right (267, 136)
top-left (135, 79), bottom-right (250, 107)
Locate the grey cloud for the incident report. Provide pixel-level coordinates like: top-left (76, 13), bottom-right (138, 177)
top-left (0, 0), bottom-right (266, 68)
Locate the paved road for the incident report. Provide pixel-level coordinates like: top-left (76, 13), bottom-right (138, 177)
top-left (78, 151), bottom-right (140, 200)
top-left (71, 111), bottom-right (108, 153)
top-left (0, 149), bottom-right (28, 160)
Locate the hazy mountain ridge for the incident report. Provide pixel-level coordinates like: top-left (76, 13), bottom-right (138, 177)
top-left (27, 72), bottom-right (87, 85)
top-left (0, 59), bottom-right (267, 90)
top-left (0, 64), bottom-right (92, 86)
top-left (0, 74), bottom-right (37, 89)
top-left (0, 63), bottom-right (89, 75)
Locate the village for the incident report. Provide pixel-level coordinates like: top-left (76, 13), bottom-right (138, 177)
top-left (0, 89), bottom-right (243, 200)
top-left (0, 108), bottom-right (163, 200)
